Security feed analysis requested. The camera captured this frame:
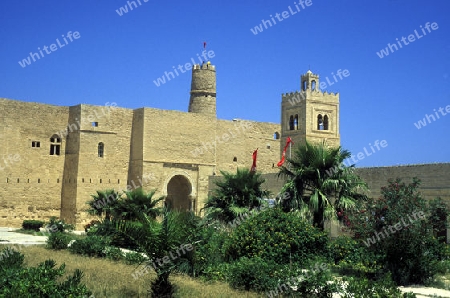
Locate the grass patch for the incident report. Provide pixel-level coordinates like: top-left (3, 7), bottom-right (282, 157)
top-left (2, 245), bottom-right (262, 298)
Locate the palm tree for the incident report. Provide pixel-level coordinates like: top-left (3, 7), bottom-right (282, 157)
top-left (115, 208), bottom-right (198, 297)
top-left (114, 188), bottom-right (164, 221)
top-left (278, 140), bottom-right (367, 230)
top-left (86, 189), bottom-right (120, 221)
top-left (202, 168), bottom-right (269, 224)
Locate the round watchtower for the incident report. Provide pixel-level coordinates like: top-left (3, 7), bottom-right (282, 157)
top-left (188, 63), bottom-right (216, 117)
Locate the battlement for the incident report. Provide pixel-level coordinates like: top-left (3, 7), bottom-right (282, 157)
top-left (282, 90), bottom-right (339, 102)
top-left (193, 63), bottom-right (215, 71)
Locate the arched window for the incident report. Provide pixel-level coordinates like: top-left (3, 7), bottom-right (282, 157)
top-left (311, 80), bottom-right (316, 91)
top-left (294, 115), bottom-right (298, 130)
top-left (273, 132), bottom-right (280, 139)
top-left (289, 116), bottom-right (294, 130)
top-left (302, 80), bottom-right (307, 91)
top-left (324, 115), bottom-right (329, 130)
top-left (49, 135), bottom-right (61, 155)
top-left (98, 142), bottom-right (104, 157)
top-left (317, 114), bottom-right (324, 130)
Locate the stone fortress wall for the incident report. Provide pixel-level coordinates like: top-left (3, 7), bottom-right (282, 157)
top-left (0, 94), bottom-right (281, 228)
top-left (1, 65), bottom-right (448, 230)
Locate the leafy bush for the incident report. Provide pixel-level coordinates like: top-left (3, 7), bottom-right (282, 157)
top-left (68, 235), bottom-right (111, 257)
top-left (428, 197), bottom-right (449, 242)
top-left (22, 220), bottom-right (44, 231)
top-left (84, 219), bottom-right (100, 233)
top-left (89, 219), bottom-right (140, 250)
top-left (46, 231), bottom-right (72, 250)
top-left (104, 246), bottom-right (124, 261)
top-left (228, 256), bottom-right (337, 296)
top-left (0, 248), bottom-right (92, 297)
top-left (45, 216), bottom-right (74, 233)
top-left (341, 274), bottom-right (416, 298)
top-left (227, 257), bottom-right (281, 292)
top-left (225, 208), bottom-right (329, 265)
top-left (191, 222), bottom-right (228, 278)
top-left (124, 251), bottom-right (147, 265)
top-left (347, 178), bottom-right (448, 285)
top-left (0, 246), bottom-right (24, 268)
top-left (286, 262), bottom-right (339, 298)
top-left (328, 236), bottom-right (384, 279)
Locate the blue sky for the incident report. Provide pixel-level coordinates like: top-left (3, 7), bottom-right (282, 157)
top-left (1, 0), bottom-right (449, 167)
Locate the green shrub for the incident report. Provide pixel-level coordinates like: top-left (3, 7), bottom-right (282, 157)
top-left (89, 219), bottom-right (140, 250)
top-left (348, 178), bottom-right (448, 285)
top-left (191, 222), bottom-right (228, 278)
top-left (228, 256), bottom-right (338, 296)
top-left (0, 246), bottom-right (24, 269)
top-left (0, 249), bottom-right (92, 297)
top-left (225, 208), bottom-right (329, 265)
top-left (285, 262), bottom-right (338, 298)
top-left (22, 220), bottom-right (44, 231)
top-left (201, 262), bottom-right (230, 282)
top-left (124, 251), bottom-right (147, 265)
top-left (428, 197), bottom-right (449, 242)
top-left (45, 216), bottom-right (74, 233)
top-left (328, 236), bottom-right (384, 279)
top-left (46, 232), bottom-right (72, 250)
top-left (341, 274), bottom-right (416, 298)
top-left (104, 246), bottom-right (124, 261)
top-left (68, 235), bottom-right (111, 257)
top-left (227, 257), bottom-right (281, 292)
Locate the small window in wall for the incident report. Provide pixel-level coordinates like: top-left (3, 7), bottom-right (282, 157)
top-left (324, 115), bottom-right (329, 130)
top-left (317, 114), bottom-right (324, 130)
top-left (289, 116), bottom-right (294, 130)
top-left (273, 132), bottom-right (280, 139)
top-left (31, 141), bottom-right (40, 148)
top-left (98, 142), bottom-right (104, 157)
top-left (91, 122), bottom-right (98, 127)
top-left (49, 135), bottom-right (61, 155)
top-left (233, 157), bottom-right (237, 162)
top-left (294, 115), bottom-right (298, 130)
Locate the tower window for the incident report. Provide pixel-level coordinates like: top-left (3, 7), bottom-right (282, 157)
top-left (31, 141), bottom-right (40, 148)
top-left (273, 132), bottom-right (280, 139)
top-left (294, 114), bottom-right (298, 130)
top-left (302, 80), bottom-right (307, 91)
top-left (49, 135), bottom-right (61, 155)
top-left (311, 80), bottom-right (316, 91)
top-left (324, 115), bottom-right (329, 130)
top-left (289, 115), bottom-right (294, 130)
top-left (317, 114), bottom-right (324, 130)
top-left (98, 142), bottom-right (104, 158)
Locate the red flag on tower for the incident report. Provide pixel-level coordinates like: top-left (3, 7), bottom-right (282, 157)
top-left (250, 149), bottom-right (258, 173)
top-left (277, 137), bottom-right (293, 167)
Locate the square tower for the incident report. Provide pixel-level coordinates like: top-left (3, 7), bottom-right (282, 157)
top-left (280, 70), bottom-right (340, 155)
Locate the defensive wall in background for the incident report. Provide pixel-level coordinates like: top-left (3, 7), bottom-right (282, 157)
top-left (209, 163), bottom-right (450, 204)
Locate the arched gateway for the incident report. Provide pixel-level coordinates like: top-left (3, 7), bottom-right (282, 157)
top-left (165, 175), bottom-right (193, 212)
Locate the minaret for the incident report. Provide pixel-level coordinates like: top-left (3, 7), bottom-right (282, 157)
top-left (188, 63), bottom-right (216, 117)
top-left (280, 70), bottom-right (340, 153)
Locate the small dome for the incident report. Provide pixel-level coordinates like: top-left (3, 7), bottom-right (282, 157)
top-left (306, 70), bottom-right (312, 74)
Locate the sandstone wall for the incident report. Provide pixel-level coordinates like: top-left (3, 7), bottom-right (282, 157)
top-left (355, 163), bottom-right (450, 202)
top-left (0, 98), bottom-right (68, 227)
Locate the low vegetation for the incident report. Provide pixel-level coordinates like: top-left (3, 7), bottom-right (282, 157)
top-left (2, 142), bottom-right (449, 297)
